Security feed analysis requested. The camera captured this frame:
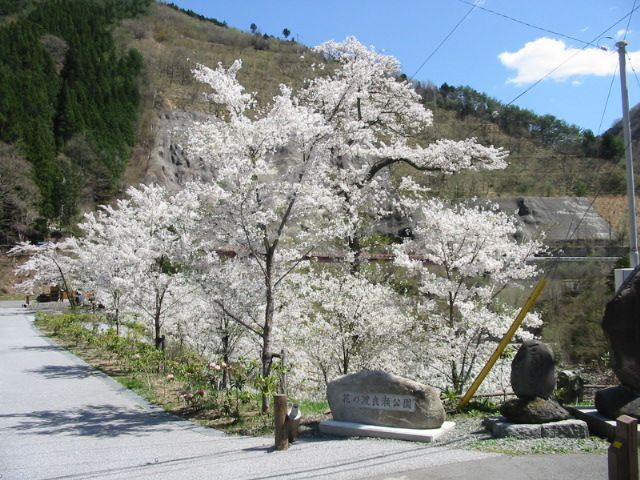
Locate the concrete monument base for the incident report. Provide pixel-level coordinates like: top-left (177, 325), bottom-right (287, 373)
top-left (483, 416), bottom-right (588, 439)
top-left (319, 419), bottom-right (455, 442)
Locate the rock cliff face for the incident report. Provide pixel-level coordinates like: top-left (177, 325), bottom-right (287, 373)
top-left (139, 110), bottom-right (214, 191)
top-left (490, 197), bottom-right (615, 243)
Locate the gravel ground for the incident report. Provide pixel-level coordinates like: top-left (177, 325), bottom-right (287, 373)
top-left (434, 416), bottom-right (609, 455)
top-left (294, 411), bottom-right (609, 456)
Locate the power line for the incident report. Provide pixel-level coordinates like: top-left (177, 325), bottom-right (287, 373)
top-left (505, 3), bottom-right (640, 107)
top-left (409, 2), bottom-right (477, 80)
top-left (597, 60), bottom-right (619, 135)
top-left (627, 53), bottom-right (640, 92)
top-left (623, 0), bottom-right (637, 41)
top-left (456, 0), bottom-right (596, 47)
top-left (430, 3), bottom-right (640, 149)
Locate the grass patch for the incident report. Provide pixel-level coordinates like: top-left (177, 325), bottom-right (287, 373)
top-left (0, 294), bottom-right (24, 300)
top-left (295, 399), bottom-right (329, 414)
top-left (469, 436), bottom-right (609, 455)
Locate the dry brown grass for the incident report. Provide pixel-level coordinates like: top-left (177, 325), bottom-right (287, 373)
top-left (591, 194), bottom-right (640, 243)
top-left (0, 251), bottom-right (22, 295)
top-left (115, 4), bottom-right (323, 111)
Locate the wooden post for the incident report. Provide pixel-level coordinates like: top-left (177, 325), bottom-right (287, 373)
top-left (274, 394), bottom-right (289, 451)
top-left (608, 415), bottom-right (638, 480)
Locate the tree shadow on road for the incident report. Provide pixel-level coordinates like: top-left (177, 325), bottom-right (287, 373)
top-left (12, 344), bottom-right (65, 352)
top-left (0, 404), bottom-right (178, 438)
top-left (26, 364), bottom-right (98, 379)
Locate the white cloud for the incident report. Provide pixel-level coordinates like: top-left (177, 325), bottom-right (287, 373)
top-left (616, 29), bottom-right (629, 39)
top-left (572, 79), bottom-right (582, 86)
top-left (498, 37), bottom-right (640, 85)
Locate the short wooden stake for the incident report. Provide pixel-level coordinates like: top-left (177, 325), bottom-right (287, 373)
top-left (274, 394), bottom-right (289, 451)
top-left (608, 414), bottom-right (638, 480)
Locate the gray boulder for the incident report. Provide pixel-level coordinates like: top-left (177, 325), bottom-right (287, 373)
top-left (326, 370), bottom-right (445, 429)
top-left (595, 385), bottom-right (640, 420)
top-left (500, 397), bottom-right (571, 424)
top-left (511, 340), bottom-right (556, 400)
top-left (601, 274), bottom-right (640, 392)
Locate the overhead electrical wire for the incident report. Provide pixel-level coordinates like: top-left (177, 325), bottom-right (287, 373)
top-left (433, 3), bottom-right (640, 267)
top-left (627, 54), bottom-right (640, 92)
top-left (409, 2), bottom-right (477, 80)
top-left (505, 3), bottom-right (640, 107)
top-left (623, 0), bottom-right (637, 41)
top-left (563, 1), bottom-right (640, 251)
top-left (456, 0), bottom-right (596, 47)
top-left (597, 61), bottom-right (619, 135)
top-left (410, 2), bottom-right (640, 251)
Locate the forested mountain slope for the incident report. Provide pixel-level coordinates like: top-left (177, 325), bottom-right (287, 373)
top-left (0, 0), bottom-right (150, 242)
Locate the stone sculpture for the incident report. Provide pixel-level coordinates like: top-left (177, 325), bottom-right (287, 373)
top-left (500, 340), bottom-right (570, 424)
top-left (510, 339), bottom-right (556, 399)
top-left (597, 273), bottom-right (640, 419)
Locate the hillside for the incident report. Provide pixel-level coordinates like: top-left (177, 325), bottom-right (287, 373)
top-left (115, 4), bottom-right (636, 207)
top-left (0, 0), bottom-right (151, 242)
top-left (606, 102), bottom-right (640, 162)
top-left (0, 0), bottom-right (636, 244)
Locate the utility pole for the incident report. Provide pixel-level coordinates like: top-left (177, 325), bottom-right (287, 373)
top-left (616, 41), bottom-right (639, 280)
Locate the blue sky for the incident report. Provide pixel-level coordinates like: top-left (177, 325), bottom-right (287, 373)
top-left (172, 0), bottom-right (640, 134)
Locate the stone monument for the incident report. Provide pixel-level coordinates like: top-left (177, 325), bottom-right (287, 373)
top-left (326, 370), bottom-right (445, 428)
top-left (596, 273), bottom-right (640, 420)
top-left (320, 370), bottom-right (453, 441)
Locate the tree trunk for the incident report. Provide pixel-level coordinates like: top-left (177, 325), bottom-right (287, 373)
top-left (261, 249), bottom-right (275, 414)
top-left (348, 235), bottom-right (362, 275)
top-left (113, 291), bottom-right (120, 336)
top-left (154, 290), bottom-right (165, 351)
top-left (221, 331), bottom-right (230, 389)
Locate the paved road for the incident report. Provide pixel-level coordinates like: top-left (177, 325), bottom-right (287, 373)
top-left (0, 303), bottom-right (608, 479)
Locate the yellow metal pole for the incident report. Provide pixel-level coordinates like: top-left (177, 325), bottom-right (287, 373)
top-left (458, 277), bottom-right (547, 408)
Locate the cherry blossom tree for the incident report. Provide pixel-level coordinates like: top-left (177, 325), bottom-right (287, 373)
top-left (185, 62), bottom-right (346, 412)
top-left (393, 199), bottom-right (543, 395)
top-left (79, 184), bottom-right (196, 349)
top-left (281, 267), bottom-right (413, 391)
top-left (9, 238), bottom-right (79, 304)
top-left (302, 37), bottom-right (509, 271)
top-left (74, 211), bottom-right (134, 334)
top-left (183, 37), bottom-right (514, 410)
